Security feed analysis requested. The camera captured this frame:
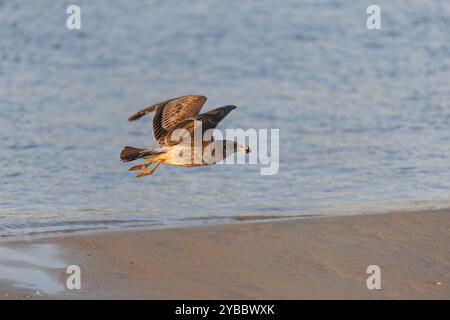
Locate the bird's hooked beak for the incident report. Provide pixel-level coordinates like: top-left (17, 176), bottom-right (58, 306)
top-left (239, 145), bottom-right (251, 153)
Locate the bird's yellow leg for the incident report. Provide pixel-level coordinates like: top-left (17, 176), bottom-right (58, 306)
top-left (128, 162), bottom-right (152, 171)
top-left (135, 161), bottom-right (161, 178)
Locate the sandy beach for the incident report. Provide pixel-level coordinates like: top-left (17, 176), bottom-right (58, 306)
top-left (1, 209), bottom-right (449, 299)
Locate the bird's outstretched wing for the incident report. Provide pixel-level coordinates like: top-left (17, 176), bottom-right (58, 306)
top-left (128, 104), bottom-right (159, 121)
top-left (164, 105), bottom-right (237, 146)
top-left (128, 95), bottom-right (207, 145)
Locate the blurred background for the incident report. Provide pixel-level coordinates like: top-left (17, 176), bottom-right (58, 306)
top-left (1, 0), bottom-right (449, 237)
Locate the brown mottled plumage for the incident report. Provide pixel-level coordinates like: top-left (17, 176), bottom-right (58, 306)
top-left (120, 95), bottom-right (249, 178)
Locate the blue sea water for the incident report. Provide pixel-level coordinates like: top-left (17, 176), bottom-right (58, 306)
top-left (1, 0), bottom-right (450, 237)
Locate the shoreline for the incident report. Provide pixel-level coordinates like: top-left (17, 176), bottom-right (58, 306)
top-left (1, 206), bottom-right (446, 244)
top-left (1, 208), bottom-right (450, 299)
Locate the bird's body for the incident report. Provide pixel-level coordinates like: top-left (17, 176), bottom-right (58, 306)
top-left (120, 95), bottom-right (249, 177)
top-left (140, 140), bottom-right (243, 167)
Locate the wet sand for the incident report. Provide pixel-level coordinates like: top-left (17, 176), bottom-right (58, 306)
top-left (1, 209), bottom-right (450, 299)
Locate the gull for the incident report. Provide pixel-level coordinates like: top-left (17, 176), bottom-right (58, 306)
top-left (119, 95), bottom-right (250, 177)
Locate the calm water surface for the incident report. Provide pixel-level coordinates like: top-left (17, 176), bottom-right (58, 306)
top-left (1, 0), bottom-right (450, 237)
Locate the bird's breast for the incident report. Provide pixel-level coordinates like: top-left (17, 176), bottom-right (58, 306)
top-left (161, 144), bottom-right (214, 167)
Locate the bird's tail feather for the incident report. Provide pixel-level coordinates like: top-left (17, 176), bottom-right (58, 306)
top-left (119, 146), bottom-right (164, 162)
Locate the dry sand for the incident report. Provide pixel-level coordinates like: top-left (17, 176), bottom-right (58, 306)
top-left (1, 209), bottom-right (450, 299)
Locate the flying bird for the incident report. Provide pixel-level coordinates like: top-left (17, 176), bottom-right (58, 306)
top-left (120, 95), bottom-right (250, 177)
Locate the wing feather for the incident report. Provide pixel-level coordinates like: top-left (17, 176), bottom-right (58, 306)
top-left (153, 95), bottom-right (207, 145)
top-left (164, 105), bottom-right (236, 146)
